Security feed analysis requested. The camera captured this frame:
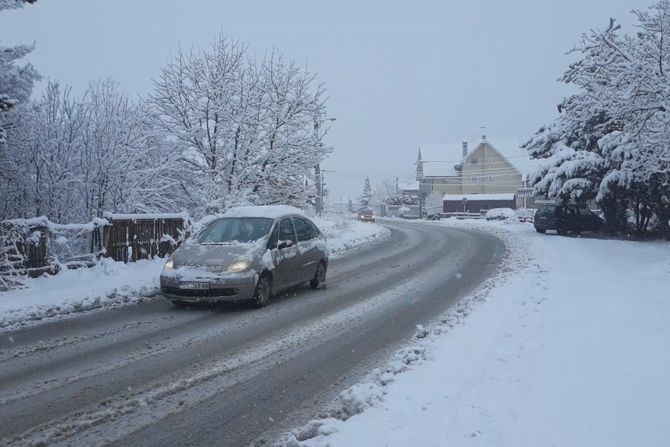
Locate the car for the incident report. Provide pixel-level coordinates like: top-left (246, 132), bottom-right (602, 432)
top-left (534, 204), bottom-right (604, 235)
top-left (485, 207), bottom-right (516, 221)
top-left (160, 205), bottom-right (329, 308)
top-left (515, 208), bottom-right (536, 223)
top-left (357, 207), bottom-right (375, 222)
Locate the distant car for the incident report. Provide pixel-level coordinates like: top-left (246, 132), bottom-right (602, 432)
top-left (515, 208), bottom-right (535, 223)
top-left (357, 207), bottom-right (375, 222)
top-left (534, 204), bottom-right (604, 235)
top-left (160, 206), bottom-right (328, 308)
top-left (485, 208), bottom-right (516, 221)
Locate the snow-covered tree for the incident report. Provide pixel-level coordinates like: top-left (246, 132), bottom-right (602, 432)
top-left (149, 36), bottom-right (330, 217)
top-left (0, 0), bottom-right (40, 179)
top-left (371, 177), bottom-right (398, 205)
top-left (0, 80), bottom-right (182, 222)
top-left (524, 1), bottom-right (670, 235)
top-left (359, 177), bottom-right (372, 206)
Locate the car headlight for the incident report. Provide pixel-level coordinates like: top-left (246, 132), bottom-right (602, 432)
top-left (164, 260), bottom-right (174, 270)
top-left (228, 259), bottom-right (251, 273)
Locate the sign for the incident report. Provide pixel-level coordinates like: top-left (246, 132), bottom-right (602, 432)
top-left (517, 188), bottom-right (534, 198)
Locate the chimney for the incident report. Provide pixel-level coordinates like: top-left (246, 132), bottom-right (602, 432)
top-left (462, 141), bottom-right (468, 158)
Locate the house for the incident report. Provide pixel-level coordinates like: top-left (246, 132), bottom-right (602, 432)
top-left (416, 135), bottom-right (540, 213)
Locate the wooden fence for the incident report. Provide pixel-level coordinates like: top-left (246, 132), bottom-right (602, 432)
top-left (102, 213), bottom-right (189, 262)
top-left (0, 220), bottom-right (52, 278)
top-left (1, 213), bottom-right (189, 283)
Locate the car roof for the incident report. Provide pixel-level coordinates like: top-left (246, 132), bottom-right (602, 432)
top-left (221, 205), bottom-right (308, 220)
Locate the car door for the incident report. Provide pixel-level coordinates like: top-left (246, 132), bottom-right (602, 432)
top-left (292, 216), bottom-right (318, 282)
top-left (270, 217), bottom-right (300, 289)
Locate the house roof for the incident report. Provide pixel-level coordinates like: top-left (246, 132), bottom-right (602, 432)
top-left (419, 142), bottom-right (469, 177)
top-left (443, 193), bottom-right (516, 201)
top-left (398, 179), bottom-right (419, 192)
top-left (419, 137), bottom-right (542, 179)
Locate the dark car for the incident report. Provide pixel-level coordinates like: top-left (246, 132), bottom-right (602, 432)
top-left (357, 207), bottom-right (375, 222)
top-left (534, 204), bottom-right (604, 235)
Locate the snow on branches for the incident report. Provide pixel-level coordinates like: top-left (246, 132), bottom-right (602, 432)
top-left (0, 0), bottom-right (39, 146)
top-left (149, 36), bottom-right (330, 216)
top-left (524, 0), bottom-right (670, 234)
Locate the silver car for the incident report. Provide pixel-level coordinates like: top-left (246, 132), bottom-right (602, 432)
top-left (160, 206), bottom-right (328, 308)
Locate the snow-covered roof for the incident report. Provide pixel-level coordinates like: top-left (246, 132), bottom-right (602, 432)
top-left (443, 193), bottom-right (515, 201)
top-left (398, 179), bottom-right (419, 192)
top-left (420, 137), bottom-right (542, 179)
top-left (223, 205), bottom-right (306, 219)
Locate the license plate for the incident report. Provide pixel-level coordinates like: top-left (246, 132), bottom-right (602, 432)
top-left (179, 282), bottom-right (210, 290)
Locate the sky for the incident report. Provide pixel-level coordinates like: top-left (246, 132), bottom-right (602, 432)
top-left (0, 0), bottom-right (644, 202)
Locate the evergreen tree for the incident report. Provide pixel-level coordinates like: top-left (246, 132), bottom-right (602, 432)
top-left (360, 177), bottom-right (372, 206)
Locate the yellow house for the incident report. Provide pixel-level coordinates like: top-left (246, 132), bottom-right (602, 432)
top-left (416, 136), bottom-right (540, 210)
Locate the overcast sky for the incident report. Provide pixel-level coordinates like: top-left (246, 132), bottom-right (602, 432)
top-left (0, 0), bottom-right (643, 202)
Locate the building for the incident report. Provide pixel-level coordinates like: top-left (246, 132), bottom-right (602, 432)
top-left (416, 135), bottom-right (540, 212)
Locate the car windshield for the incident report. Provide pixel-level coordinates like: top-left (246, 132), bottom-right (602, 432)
top-left (197, 217), bottom-right (273, 244)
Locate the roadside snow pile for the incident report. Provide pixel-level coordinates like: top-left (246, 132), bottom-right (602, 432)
top-left (0, 258), bottom-right (164, 330)
top-left (313, 214), bottom-right (390, 255)
top-left (280, 220), bottom-right (670, 447)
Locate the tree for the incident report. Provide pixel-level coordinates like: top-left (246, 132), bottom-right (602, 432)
top-left (371, 177), bottom-right (397, 205)
top-left (360, 177), bottom-right (372, 206)
top-left (524, 1), bottom-right (670, 236)
top-left (149, 36), bottom-right (330, 217)
top-left (0, 0), bottom-right (40, 180)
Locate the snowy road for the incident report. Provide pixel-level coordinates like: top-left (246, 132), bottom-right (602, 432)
top-left (0, 221), bottom-right (504, 447)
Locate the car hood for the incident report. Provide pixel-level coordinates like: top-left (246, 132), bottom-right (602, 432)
top-left (171, 242), bottom-right (262, 268)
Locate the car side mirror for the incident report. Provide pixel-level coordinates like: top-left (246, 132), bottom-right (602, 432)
top-left (278, 240), bottom-right (294, 250)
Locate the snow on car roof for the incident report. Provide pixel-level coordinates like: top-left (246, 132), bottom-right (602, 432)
top-left (222, 205), bottom-right (307, 219)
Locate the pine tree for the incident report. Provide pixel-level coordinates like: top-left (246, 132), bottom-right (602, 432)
top-left (360, 177), bottom-right (372, 206)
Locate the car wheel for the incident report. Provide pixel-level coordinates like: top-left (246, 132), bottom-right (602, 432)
top-left (250, 273), bottom-right (272, 308)
top-left (535, 228), bottom-right (546, 234)
top-left (310, 261), bottom-right (326, 290)
top-left (557, 227), bottom-right (568, 236)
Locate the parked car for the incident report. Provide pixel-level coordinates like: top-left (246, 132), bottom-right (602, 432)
top-left (160, 206), bottom-right (328, 308)
top-left (534, 204), bottom-right (604, 235)
top-left (515, 208), bottom-right (535, 223)
top-left (357, 207), bottom-right (376, 222)
top-left (485, 208), bottom-right (516, 221)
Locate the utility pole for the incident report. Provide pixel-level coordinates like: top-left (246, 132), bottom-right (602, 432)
top-left (312, 116), bottom-right (337, 215)
top-left (320, 169), bottom-right (333, 218)
top-left (314, 164), bottom-right (322, 215)
top-left (320, 170), bottom-right (326, 217)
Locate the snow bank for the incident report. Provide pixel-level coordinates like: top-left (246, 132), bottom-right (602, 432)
top-left (280, 220), bottom-right (670, 447)
top-left (312, 214), bottom-right (391, 256)
top-left (0, 258), bottom-right (165, 330)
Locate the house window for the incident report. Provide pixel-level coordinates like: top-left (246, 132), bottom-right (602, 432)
top-left (471, 158), bottom-right (478, 164)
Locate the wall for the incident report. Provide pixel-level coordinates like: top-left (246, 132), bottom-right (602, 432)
top-left (461, 143), bottom-right (522, 194)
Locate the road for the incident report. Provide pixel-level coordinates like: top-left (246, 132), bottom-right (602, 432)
top-left (0, 220), bottom-right (504, 446)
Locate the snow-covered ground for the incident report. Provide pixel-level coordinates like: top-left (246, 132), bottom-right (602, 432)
top-left (313, 214), bottom-right (390, 256)
top-left (281, 220), bottom-right (670, 447)
top-left (0, 215), bottom-right (389, 330)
